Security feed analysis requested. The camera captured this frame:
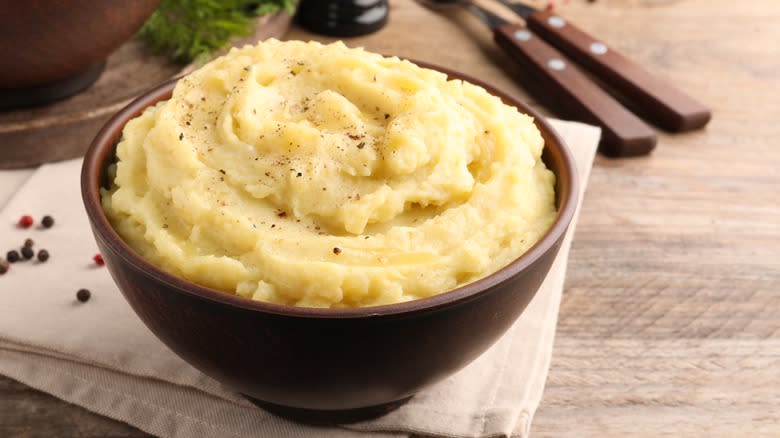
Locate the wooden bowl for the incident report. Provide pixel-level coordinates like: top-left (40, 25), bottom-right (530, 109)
top-left (0, 0), bottom-right (160, 108)
top-left (81, 63), bottom-right (579, 423)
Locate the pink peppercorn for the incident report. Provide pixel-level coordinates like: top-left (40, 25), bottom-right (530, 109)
top-left (18, 215), bottom-right (34, 228)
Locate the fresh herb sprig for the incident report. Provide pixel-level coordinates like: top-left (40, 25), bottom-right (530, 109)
top-left (140, 0), bottom-right (296, 63)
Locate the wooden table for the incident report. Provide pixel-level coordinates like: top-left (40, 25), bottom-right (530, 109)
top-left (2, 0), bottom-right (778, 436)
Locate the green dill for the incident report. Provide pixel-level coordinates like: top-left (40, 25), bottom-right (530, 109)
top-left (140, 0), bottom-right (296, 63)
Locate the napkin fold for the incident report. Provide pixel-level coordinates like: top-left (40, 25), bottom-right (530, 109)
top-left (0, 119), bottom-right (599, 438)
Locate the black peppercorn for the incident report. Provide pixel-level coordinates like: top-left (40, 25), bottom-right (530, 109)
top-left (76, 289), bottom-right (91, 302)
top-left (24, 238), bottom-right (34, 248)
top-left (21, 246), bottom-right (34, 260)
top-left (0, 259), bottom-right (8, 274)
top-left (7, 250), bottom-right (20, 263)
top-left (37, 249), bottom-right (49, 262)
top-left (41, 215), bottom-right (55, 228)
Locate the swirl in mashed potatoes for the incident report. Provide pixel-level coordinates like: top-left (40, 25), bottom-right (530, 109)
top-left (101, 40), bottom-right (556, 308)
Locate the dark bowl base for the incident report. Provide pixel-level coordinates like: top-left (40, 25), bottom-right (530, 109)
top-left (0, 61), bottom-right (105, 110)
top-left (245, 395), bottom-right (413, 425)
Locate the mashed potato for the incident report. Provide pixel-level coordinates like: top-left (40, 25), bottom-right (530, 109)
top-left (102, 40), bottom-right (556, 308)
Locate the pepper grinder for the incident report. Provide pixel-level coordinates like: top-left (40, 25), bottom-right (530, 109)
top-left (297, 0), bottom-right (389, 37)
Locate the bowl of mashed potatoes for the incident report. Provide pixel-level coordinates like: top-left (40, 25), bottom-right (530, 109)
top-left (82, 40), bottom-right (578, 421)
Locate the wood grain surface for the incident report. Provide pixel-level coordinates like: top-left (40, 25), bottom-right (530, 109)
top-left (2, 0), bottom-right (779, 436)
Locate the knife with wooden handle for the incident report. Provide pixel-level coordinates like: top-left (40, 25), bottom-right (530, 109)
top-left (470, 4), bottom-right (657, 156)
top-left (497, 0), bottom-right (711, 132)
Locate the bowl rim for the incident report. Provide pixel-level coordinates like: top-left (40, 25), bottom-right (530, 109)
top-left (81, 60), bottom-right (579, 319)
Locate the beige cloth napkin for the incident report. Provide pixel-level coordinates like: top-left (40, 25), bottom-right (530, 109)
top-left (0, 119), bottom-right (599, 438)
top-left (0, 168), bottom-right (33, 208)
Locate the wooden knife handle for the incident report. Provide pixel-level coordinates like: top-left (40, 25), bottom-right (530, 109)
top-left (494, 23), bottom-right (657, 157)
top-left (526, 10), bottom-right (711, 132)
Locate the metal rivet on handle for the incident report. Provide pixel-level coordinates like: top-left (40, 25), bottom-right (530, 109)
top-left (513, 30), bottom-right (532, 41)
top-left (548, 59), bottom-right (566, 71)
top-left (548, 16), bottom-right (566, 28)
top-left (590, 42), bottom-right (608, 55)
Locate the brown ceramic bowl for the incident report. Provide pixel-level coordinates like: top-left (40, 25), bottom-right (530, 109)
top-left (81, 62), bottom-right (579, 422)
top-left (0, 0), bottom-right (160, 107)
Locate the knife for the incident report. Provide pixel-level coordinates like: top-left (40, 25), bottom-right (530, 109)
top-left (496, 0), bottom-right (711, 131)
top-left (469, 4), bottom-right (657, 156)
